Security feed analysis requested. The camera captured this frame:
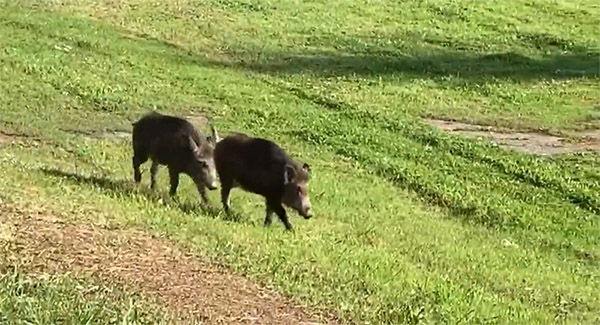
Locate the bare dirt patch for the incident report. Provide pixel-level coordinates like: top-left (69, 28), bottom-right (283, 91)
top-left (0, 131), bottom-right (28, 144)
top-left (0, 204), bottom-right (337, 325)
top-left (185, 113), bottom-right (210, 128)
top-left (185, 113), bottom-right (222, 139)
top-left (428, 118), bottom-right (600, 155)
top-left (0, 131), bottom-right (42, 148)
top-left (62, 113), bottom-right (211, 142)
top-left (102, 130), bottom-right (131, 140)
top-left (0, 132), bottom-right (14, 144)
top-left (64, 129), bottom-right (131, 141)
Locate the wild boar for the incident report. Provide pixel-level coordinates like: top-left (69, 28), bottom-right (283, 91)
top-left (214, 132), bottom-right (312, 230)
top-left (131, 111), bottom-right (218, 203)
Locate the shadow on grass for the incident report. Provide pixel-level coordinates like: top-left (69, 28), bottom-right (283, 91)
top-left (115, 24), bottom-right (600, 82)
top-left (6, 7), bottom-right (598, 83)
top-left (60, 27), bottom-right (588, 83)
top-left (11, 11), bottom-right (597, 84)
top-left (209, 50), bottom-right (599, 81)
top-left (39, 167), bottom-right (246, 224)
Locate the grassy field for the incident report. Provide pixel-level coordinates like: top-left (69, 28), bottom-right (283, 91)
top-left (1, 0), bottom-right (599, 323)
top-left (0, 272), bottom-right (173, 324)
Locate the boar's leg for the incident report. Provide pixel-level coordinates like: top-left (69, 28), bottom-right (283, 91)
top-left (168, 167), bottom-right (180, 196)
top-left (264, 206), bottom-right (274, 227)
top-left (132, 154), bottom-right (148, 183)
top-left (267, 199), bottom-right (293, 231)
top-left (219, 177), bottom-right (233, 213)
top-left (150, 161), bottom-right (159, 190)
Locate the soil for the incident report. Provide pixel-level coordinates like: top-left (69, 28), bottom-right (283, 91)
top-left (62, 129), bottom-right (131, 141)
top-left (0, 131), bottom-right (27, 144)
top-left (427, 118), bottom-right (600, 155)
top-left (0, 132), bottom-right (13, 144)
top-left (0, 203), bottom-right (338, 325)
top-left (185, 114), bottom-right (210, 128)
top-left (61, 113), bottom-right (211, 142)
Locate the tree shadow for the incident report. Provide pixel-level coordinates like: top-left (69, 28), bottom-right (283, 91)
top-left (39, 167), bottom-right (245, 224)
top-left (9, 8), bottom-right (598, 82)
top-left (118, 28), bottom-right (599, 81)
top-left (210, 50), bottom-right (599, 81)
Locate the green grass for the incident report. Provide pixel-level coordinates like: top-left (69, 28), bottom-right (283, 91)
top-left (0, 271), bottom-right (172, 324)
top-left (0, 0), bottom-right (599, 323)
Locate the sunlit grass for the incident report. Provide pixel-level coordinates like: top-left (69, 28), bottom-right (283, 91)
top-left (0, 0), bottom-right (599, 323)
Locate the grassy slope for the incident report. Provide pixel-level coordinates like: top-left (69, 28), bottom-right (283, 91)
top-left (0, 272), bottom-right (172, 324)
top-left (0, 0), bottom-right (599, 323)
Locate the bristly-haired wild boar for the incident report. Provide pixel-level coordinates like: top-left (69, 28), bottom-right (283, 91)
top-left (131, 112), bottom-right (219, 203)
top-left (214, 133), bottom-right (312, 230)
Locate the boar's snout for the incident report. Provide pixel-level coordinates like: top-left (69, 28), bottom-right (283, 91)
top-left (189, 157), bottom-right (219, 191)
top-left (202, 162), bottom-right (219, 191)
top-left (206, 180), bottom-right (218, 191)
top-left (301, 206), bottom-right (312, 219)
top-left (205, 160), bottom-right (219, 190)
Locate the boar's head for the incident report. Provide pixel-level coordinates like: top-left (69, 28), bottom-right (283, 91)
top-left (187, 135), bottom-right (219, 191)
top-left (282, 162), bottom-right (312, 219)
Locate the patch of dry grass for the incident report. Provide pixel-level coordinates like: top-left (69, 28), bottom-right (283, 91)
top-left (0, 203), bottom-right (337, 324)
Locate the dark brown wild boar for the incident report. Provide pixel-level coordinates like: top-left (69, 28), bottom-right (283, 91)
top-left (214, 133), bottom-right (312, 230)
top-left (131, 111), bottom-right (218, 203)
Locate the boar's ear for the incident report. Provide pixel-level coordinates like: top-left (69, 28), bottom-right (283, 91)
top-left (188, 136), bottom-right (200, 155)
top-left (206, 135), bottom-right (215, 146)
top-left (210, 124), bottom-right (220, 146)
top-left (302, 163), bottom-right (310, 173)
top-left (284, 164), bottom-right (296, 184)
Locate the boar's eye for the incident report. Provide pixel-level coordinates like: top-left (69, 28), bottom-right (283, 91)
top-left (296, 185), bottom-right (302, 195)
top-left (198, 160), bottom-right (208, 168)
